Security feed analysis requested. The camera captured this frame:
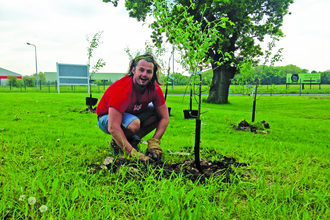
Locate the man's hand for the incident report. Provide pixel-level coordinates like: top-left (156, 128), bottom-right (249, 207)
top-left (130, 148), bottom-right (153, 163)
top-left (146, 138), bottom-right (163, 161)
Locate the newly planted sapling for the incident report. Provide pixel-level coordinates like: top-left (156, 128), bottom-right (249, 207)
top-left (236, 33), bottom-right (283, 122)
top-left (150, 0), bottom-right (232, 171)
top-left (85, 31), bottom-right (106, 111)
top-left (86, 31), bottom-right (106, 95)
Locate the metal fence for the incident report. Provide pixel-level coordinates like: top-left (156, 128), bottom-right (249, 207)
top-left (229, 83), bottom-right (330, 95)
top-left (0, 81), bottom-right (112, 94)
top-left (1, 81), bottom-right (330, 95)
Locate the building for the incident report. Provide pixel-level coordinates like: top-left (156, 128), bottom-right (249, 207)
top-left (0, 67), bottom-right (22, 86)
top-left (44, 72), bottom-right (124, 84)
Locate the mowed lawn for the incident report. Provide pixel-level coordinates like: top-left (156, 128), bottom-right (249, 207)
top-left (0, 93), bottom-right (329, 219)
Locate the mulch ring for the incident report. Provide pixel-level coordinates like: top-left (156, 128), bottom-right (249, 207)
top-left (86, 156), bottom-right (248, 183)
top-left (233, 119), bottom-right (270, 134)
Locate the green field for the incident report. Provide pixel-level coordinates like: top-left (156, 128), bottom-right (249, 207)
top-left (1, 93), bottom-right (330, 219)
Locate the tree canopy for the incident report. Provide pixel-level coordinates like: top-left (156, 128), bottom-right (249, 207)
top-left (104, 0), bottom-right (293, 103)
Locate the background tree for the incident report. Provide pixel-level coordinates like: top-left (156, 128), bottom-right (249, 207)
top-left (301, 69), bottom-right (309, 73)
top-left (7, 76), bottom-right (19, 87)
top-left (104, 0), bottom-right (293, 104)
top-left (33, 72), bottom-right (46, 85)
top-left (320, 70), bottom-right (330, 84)
top-left (22, 75), bottom-right (34, 87)
top-left (281, 64), bottom-right (302, 75)
top-left (170, 72), bottom-right (188, 85)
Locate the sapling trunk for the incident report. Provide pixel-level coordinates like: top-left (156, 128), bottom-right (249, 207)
top-left (164, 67), bottom-right (170, 101)
top-left (252, 81), bottom-right (258, 122)
top-left (190, 89), bottom-right (193, 111)
top-left (194, 119), bottom-right (201, 171)
top-left (194, 72), bottom-right (202, 172)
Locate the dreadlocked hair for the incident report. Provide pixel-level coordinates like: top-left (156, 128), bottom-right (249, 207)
top-left (126, 52), bottom-right (163, 90)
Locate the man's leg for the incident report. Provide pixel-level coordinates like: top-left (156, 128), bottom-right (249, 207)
top-left (136, 115), bottom-right (159, 138)
top-left (123, 115), bottom-right (159, 150)
top-left (134, 103), bottom-right (159, 138)
top-left (123, 118), bottom-right (140, 139)
top-left (123, 118), bottom-right (142, 151)
top-left (98, 104), bottom-right (159, 154)
top-left (98, 114), bottom-right (141, 155)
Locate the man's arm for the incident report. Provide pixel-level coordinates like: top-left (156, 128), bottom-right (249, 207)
top-left (152, 103), bottom-right (169, 140)
top-left (144, 102), bottom-right (169, 161)
top-left (107, 107), bottom-right (133, 155)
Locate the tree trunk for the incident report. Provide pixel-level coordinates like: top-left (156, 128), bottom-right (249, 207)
top-left (207, 65), bottom-right (235, 104)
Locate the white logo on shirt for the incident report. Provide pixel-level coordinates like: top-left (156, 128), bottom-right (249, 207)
top-left (133, 104), bottom-right (142, 111)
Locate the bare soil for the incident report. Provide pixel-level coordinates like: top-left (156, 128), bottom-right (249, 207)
top-left (87, 156), bottom-right (248, 183)
top-left (233, 119), bottom-right (270, 133)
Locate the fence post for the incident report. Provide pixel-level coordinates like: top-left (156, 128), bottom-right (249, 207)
top-left (48, 81), bottom-right (50, 93)
top-left (300, 79), bottom-right (301, 95)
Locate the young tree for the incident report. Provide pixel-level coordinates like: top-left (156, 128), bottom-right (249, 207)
top-left (86, 31), bottom-right (106, 86)
top-left (103, 0), bottom-right (293, 104)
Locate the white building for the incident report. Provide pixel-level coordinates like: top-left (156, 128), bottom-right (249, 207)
top-left (0, 67), bottom-right (22, 86)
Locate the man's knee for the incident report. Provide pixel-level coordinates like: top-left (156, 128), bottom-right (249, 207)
top-left (127, 118), bottom-right (141, 134)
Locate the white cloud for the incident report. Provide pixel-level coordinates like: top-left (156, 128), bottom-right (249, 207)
top-left (0, 0), bottom-right (329, 76)
top-left (273, 0), bottom-right (330, 71)
top-left (0, 0), bottom-right (154, 75)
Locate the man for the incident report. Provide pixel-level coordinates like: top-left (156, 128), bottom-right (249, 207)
top-left (96, 53), bottom-right (169, 162)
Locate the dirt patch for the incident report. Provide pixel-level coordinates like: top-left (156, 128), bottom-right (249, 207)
top-left (233, 119), bottom-right (270, 134)
top-left (69, 107), bottom-right (96, 113)
top-left (310, 97), bottom-right (330, 100)
top-left (86, 156), bottom-right (248, 183)
top-left (85, 107), bottom-right (96, 113)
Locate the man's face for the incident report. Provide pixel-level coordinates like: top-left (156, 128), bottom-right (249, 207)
top-left (132, 60), bottom-right (154, 90)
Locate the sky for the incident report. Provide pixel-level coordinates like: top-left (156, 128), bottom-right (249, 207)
top-left (0, 0), bottom-right (329, 76)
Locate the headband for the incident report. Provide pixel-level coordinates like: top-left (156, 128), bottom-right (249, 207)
top-left (133, 55), bottom-right (154, 65)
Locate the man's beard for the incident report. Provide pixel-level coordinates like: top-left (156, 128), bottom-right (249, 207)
top-left (137, 77), bottom-right (151, 88)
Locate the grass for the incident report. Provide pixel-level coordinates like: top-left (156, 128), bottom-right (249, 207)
top-left (1, 93), bottom-right (330, 219)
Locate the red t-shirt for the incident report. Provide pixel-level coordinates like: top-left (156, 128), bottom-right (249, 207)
top-left (96, 75), bottom-right (165, 117)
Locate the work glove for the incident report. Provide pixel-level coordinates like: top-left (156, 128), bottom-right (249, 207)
top-left (130, 148), bottom-right (153, 163)
top-left (145, 138), bottom-right (163, 161)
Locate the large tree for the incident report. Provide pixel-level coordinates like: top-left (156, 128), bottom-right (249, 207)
top-left (104, 0), bottom-right (293, 104)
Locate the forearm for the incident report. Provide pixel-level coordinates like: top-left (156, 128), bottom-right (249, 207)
top-left (152, 117), bottom-right (169, 140)
top-left (109, 127), bottom-right (133, 155)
